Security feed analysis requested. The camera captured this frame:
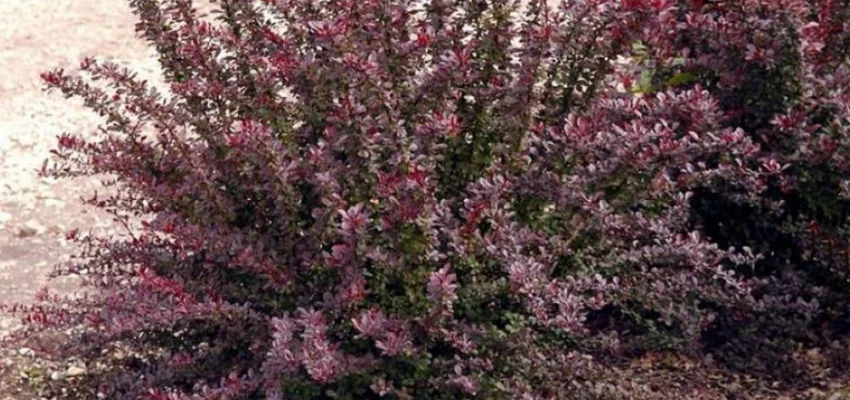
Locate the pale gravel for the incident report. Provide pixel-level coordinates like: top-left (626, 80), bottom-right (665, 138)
top-left (0, 1), bottom-right (175, 397)
top-left (1, 0), bottom-right (162, 306)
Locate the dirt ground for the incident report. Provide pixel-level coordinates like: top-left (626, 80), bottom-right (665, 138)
top-left (0, 1), bottom-right (175, 397)
top-left (0, 0), bottom-right (160, 309)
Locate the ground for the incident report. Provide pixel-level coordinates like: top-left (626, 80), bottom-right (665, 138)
top-left (0, 1), bottom-right (174, 397)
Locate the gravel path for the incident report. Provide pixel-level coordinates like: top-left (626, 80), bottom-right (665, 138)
top-left (0, 0), bottom-right (217, 304)
top-left (0, 0), bottom-right (163, 314)
top-left (0, 1), bottom-right (169, 397)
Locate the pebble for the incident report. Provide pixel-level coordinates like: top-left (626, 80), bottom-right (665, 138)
top-left (15, 221), bottom-right (43, 238)
top-left (17, 347), bottom-right (33, 357)
top-left (66, 365), bottom-right (86, 377)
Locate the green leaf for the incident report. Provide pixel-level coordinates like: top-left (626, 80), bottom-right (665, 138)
top-left (667, 72), bottom-right (695, 87)
top-left (632, 68), bottom-right (656, 94)
top-left (670, 57), bottom-right (687, 67)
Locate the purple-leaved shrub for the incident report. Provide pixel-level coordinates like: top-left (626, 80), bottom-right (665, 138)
top-left (5, 0), bottom-right (850, 398)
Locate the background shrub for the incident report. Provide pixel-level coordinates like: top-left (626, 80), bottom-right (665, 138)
top-left (4, 0), bottom-right (850, 398)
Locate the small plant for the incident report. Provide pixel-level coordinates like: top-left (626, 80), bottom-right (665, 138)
top-left (4, 0), bottom-right (850, 398)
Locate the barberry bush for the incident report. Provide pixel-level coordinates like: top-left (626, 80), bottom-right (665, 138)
top-left (5, 0), bottom-right (850, 398)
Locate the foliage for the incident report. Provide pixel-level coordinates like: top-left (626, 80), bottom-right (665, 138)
top-left (4, 0), bottom-right (850, 398)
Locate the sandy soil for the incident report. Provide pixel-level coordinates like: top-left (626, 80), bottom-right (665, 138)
top-left (0, 1), bottom-right (176, 397)
top-left (0, 0), bottom-right (160, 306)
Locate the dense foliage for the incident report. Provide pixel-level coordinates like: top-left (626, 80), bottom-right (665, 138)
top-left (5, 0), bottom-right (850, 398)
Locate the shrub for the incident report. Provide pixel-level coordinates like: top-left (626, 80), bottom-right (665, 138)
top-left (4, 0), bottom-right (850, 398)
